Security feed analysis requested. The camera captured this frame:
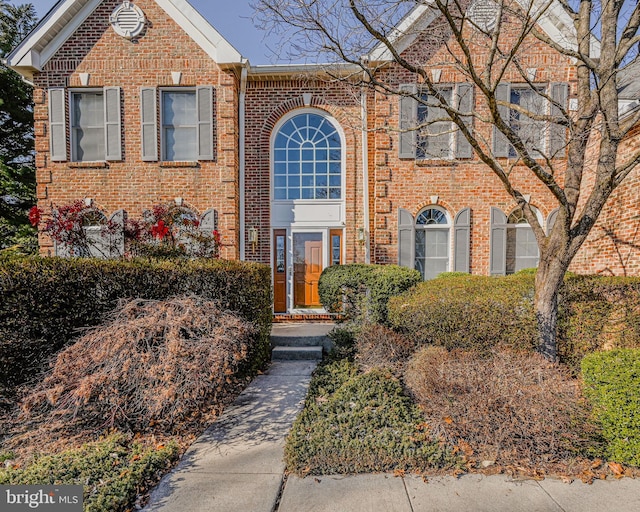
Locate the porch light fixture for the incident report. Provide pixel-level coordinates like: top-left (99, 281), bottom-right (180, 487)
top-left (356, 227), bottom-right (365, 245)
top-left (248, 227), bottom-right (258, 250)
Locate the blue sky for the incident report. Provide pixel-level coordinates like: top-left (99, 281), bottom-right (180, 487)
top-left (13, 0), bottom-right (280, 64)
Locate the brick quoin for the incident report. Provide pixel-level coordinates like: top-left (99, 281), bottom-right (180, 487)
top-left (26, 0), bottom-right (640, 280)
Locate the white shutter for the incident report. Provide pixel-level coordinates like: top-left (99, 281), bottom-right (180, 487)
top-left (196, 86), bottom-right (214, 160)
top-left (104, 87), bottom-right (122, 161)
top-left (454, 207), bottom-right (471, 272)
top-left (140, 87), bottom-right (158, 161)
top-left (398, 84), bottom-right (417, 159)
top-left (493, 83), bottom-right (510, 157)
top-left (455, 83), bottom-right (474, 159)
top-left (489, 207), bottom-right (508, 275)
top-left (398, 208), bottom-right (415, 268)
top-left (48, 88), bottom-right (67, 161)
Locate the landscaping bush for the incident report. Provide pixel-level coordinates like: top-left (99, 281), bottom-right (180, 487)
top-left (387, 274), bottom-right (537, 353)
top-left (21, 296), bottom-right (256, 432)
top-left (0, 432), bottom-right (179, 512)
top-left (318, 264), bottom-right (421, 323)
top-left (284, 359), bottom-right (457, 475)
top-left (560, 275), bottom-right (640, 368)
top-left (355, 323), bottom-right (416, 375)
top-left (582, 349), bottom-right (640, 467)
top-left (0, 257), bottom-right (272, 392)
top-left (405, 346), bottom-right (603, 472)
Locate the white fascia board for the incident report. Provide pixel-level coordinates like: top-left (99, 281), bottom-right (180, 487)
top-left (156, 0), bottom-right (244, 64)
top-left (367, 3), bottom-right (438, 62)
top-left (6, 0), bottom-right (99, 74)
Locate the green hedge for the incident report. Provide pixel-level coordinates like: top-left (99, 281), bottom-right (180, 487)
top-left (318, 264), bottom-right (421, 324)
top-left (284, 359), bottom-right (457, 475)
top-left (387, 273), bottom-right (640, 365)
top-left (0, 257), bottom-right (272, 391)
top-left (387, 274), bottom-right (538, 353)
top-left (582, 349), bottom-right (640, 467)
top-left (0, 433), bottom-right (179, 512)
top-left (559, 275), bottom-right (640, 367)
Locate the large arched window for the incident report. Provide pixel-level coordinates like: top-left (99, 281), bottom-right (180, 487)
top-left (414, 207), bottom-right (450, 280)
top-left (273, 112), bottom-right (342, 200)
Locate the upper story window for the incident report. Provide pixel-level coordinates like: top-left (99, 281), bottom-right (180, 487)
top-left (140, 86), bottom-right (214, 162)
top-left (509, 86), bottom-right (546, 158)
top-left (493, 82), bottom-right (569, 159)
top-left (417, 87), bottom-right (453, 159)
top-left (71, 91), bottom-right (105, 162)
top-left (48, 87), bottom-right (122, 163)
top-left (399, 83), bottom-right (474, 160)
top-left (273, 112), bottom-right (342, 200)
top-left (161, 90), bottom-right (197, 161)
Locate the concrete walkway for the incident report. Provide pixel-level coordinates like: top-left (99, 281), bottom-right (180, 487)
top-left (144, 323), bottom-right (640, 512)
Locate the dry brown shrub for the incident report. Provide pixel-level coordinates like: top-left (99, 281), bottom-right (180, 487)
top-left (355, 323), bottom-right (416, 375)
top-left (21, 296), bottom-right (256, 433)
top-left (405, 346), bottom-right (604, 474)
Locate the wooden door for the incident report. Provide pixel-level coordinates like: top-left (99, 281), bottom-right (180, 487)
top-left (273, 230), bottom-right (287, 312)
top-left (293, 233), bottom-right (323, 308)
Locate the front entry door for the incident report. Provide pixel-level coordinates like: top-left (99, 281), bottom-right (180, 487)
top-left (293, 233), bottom-right (323, 308)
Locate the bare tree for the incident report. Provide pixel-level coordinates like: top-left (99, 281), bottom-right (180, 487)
top-left (255, 0), bottom-right (640, 361)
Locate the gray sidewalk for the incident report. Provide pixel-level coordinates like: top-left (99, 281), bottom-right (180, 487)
top-left (144, 323), bottom-right (640, 512)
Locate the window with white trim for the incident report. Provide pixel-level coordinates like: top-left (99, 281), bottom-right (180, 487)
top-left (398, 83), bottom-right (474, 160)
top-left (506, 208), bottom-right (539, 273)
top-left (48, 87), bottom-right (122, 162)
top-left (273, 112), bottom-right (342, 200)
top-left (417, 87), bottom-right (453, 159)
top-left (414, 207), bottom-right (450, 279)
top-left (509, 86), bottom-right (546, 157)
top-left (161, 90), bottom-right (197, 161)
top-left (140, 86), bottom-right (214, 162)
top-left (71, 91), bottom-right (105, 162)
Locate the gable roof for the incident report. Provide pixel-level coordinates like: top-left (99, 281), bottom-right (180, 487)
top-left (5, 0), bottom-right (245, 81)
top-left (367, 0), bottom-right (598, 62)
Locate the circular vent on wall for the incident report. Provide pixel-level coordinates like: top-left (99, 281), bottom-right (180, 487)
top-left (467, 0), bottom-right (499, 33)
top-left (110, 2), bottom-right (146, 39)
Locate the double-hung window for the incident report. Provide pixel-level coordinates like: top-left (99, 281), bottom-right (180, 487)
top-left (48, 87), bottom-right (122, 162)
top-left (416, 87), bottom-right (453, 160)
top-left (161, 90), bottom-right (197, 161)
top-left (140, 86), bottom-right (214, 162)
top-left (493, 82), bottom-right (569, 158)
top-left (399, 83), bottom-right (474, 160)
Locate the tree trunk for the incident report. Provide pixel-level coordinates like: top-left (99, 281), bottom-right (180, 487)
top-left (534, 249), bottom-right (569, 362)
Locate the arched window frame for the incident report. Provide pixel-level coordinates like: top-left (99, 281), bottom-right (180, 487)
top-left (490, 206), bottom-right (542, 275)
top-left (271, 108), bottom-right (345, 202)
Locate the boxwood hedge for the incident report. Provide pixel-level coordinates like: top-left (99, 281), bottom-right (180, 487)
top-left (582, 349), bottom-right (640, 467)
top-left (318, 263), bottom-right (421, 324)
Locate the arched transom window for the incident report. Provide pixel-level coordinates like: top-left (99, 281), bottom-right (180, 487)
top-left (415, 206), bottom-right (450, 280)
top-left (273, 112), bottom-right (342, 200)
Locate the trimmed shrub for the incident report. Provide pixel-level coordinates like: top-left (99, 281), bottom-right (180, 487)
top-left (284, 360), bottom-right (457, 475)
top-left (559, 275), bottom-right (640, 368)
top-left (406, 347), bottom-right (603, 469)
top-left (318, 264), bottom-right (421, 323)
top-left (0, 432), bottom-right (179, 512)
top-left (22, 297), bottom-right (256, 432)
top-left (0, 257), bottom-right (272, 392)
top-left (387, 274), bottom-right (537, 353)
top-left (582, 349), bottom-right (640, 467)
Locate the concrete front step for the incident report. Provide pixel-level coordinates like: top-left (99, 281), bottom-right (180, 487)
top-left (271, 346), bottom-right (323, 361)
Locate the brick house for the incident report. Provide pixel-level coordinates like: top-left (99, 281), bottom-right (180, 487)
top-left (6, 0), bottom-right (640, 313)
